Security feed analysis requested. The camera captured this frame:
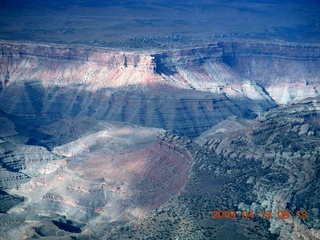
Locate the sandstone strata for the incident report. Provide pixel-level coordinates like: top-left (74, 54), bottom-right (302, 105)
top-left (1, 41), bottom-right (318, 106)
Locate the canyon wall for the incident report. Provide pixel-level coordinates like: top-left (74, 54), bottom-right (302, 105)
top-left (0, 41), bottom-right (319, 136)
top-left (0, 81), bottom-right (263, 137)
top-left (1, 41), bottom-right (319, 99)
top-left (0, 42), bottom-right (157, 89)
top-left (219, 42), bottom-right (320, 104)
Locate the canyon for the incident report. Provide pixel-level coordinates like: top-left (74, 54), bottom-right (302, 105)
top-left (1, 41), bottom-right (319, 136)
top-left (0, 39), bottom-right (319, 239)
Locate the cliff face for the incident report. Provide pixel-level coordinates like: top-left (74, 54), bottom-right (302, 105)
top-left (0, 41), bottom-right (319, 137)
top-left (219, 42), bottom-right (320, 104)
top-left (0, 43), bottom-right (157, 89)
top-left (1, 41), bottom-right (319, 103)
top-left (0, 81), bottom-right (265, 137)
top-left (0, 42), bottom-right (281, 137)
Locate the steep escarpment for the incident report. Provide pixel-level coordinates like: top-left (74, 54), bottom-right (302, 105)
top-left (0, 79), bottom-right (268, 137)
top-left (0, 41), bottom-right (281, 138)
top-left (0, 41), bottom-right (319, 137)
top-left (219, 42), bottom-right (320, 104)
top-left (0, 42), bottom-right (157, 89)
top-left (1, 41), bottom-right (319, 102)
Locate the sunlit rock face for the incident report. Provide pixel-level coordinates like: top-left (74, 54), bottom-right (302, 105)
top-left (0, 42), bottom-right (280, 137)
top-left (1, 41), bottom-right (319, 139)
top-left (219, 42), bottom-right (320, 104)
top-left (0, 42), bottom-right (158, 89)
top-left (1, 41), bottom-right (319, 110)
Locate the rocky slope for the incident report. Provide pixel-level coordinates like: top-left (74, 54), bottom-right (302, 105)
top-left (0, 97), bottom-right (319, 239)
top-left (0, 80), bottom-right (269, 137)
top-left (101, 96), bottom-right (320, 240)
top-left (196, 96), bottom-right (320, 239)
top-left (0, 117), bottom-right (193, 239)
top-left (1, 41), bottom-right (319, 105)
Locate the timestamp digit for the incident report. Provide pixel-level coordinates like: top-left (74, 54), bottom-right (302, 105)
top-left (297, 210), bottom-right (308, 219)
top-left (242, 210), bottom-right (254, 219)
top-left (212, 210), bottom-right (219, 219)
top-left (229, 210), bottom-right (237, 220)
top-left (266, 210), bottom-right (272, 219)
top-left (219, 210), bottom-right (226, 219)
top-left (261, 210), bottom-right (272, 219)
top-left (278, 210), bottom-right (290, 219)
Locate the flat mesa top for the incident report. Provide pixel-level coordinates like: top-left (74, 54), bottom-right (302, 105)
top-left (0, 0), bottom-right (319, 49)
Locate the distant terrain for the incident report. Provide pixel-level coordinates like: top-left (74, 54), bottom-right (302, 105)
top-left (0, 0), bottom-right (319, 48)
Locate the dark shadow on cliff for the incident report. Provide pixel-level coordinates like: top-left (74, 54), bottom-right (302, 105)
top-left (0, 80), bottom-right (276, 148)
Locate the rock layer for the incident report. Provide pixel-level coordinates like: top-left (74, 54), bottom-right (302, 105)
top-left (0, 41), bottom-right (296, 137)
top-left (0, 119), bottom-right (193, 239)
top-left (0, 79), bottom-right (270, 137)
top-left (219, 42), bottom-right (320, 104)
top-left (0, 41), bottom-right (318, 106)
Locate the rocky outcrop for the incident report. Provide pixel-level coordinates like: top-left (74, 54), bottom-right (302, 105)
top-left (0, 42), bottom-right (157, 89)
top-left (198, 96), bottom-right (320, 240)
top-left (1, 41), bottom-right (319, 105)
top-left (0, 190), bottom-right (24, 213)
top-left (1, 41), bottom-right (319, 110)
